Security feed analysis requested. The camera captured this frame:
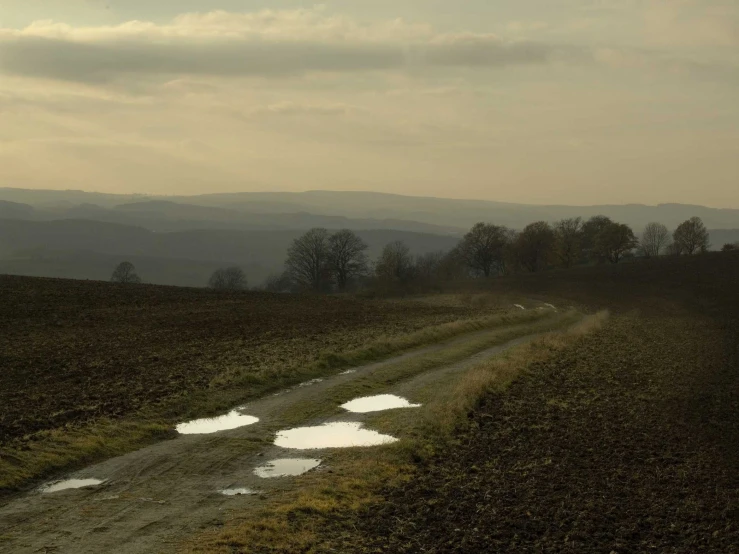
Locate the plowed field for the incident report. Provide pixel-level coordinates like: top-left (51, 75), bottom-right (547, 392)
top-left (0, 276), bottom-right (472, 446)
top-left (325, 252), bottom-right (739, 553)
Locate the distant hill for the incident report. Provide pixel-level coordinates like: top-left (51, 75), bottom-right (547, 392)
top-left (1, 188), bottom-right (737, 231)
top-left (0, 219), bottom-right (460, 286)
top-left (709, 229), bottom-right (739, 248)
top-left (0, 196), bottom-right (463, 235)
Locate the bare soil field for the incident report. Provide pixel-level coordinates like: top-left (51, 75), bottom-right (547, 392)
top-left (0, 276), bottom-right (481, 491)
top-left (313, 253), bottom-right (739, 553)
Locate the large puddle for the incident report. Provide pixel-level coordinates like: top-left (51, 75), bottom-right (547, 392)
top-left (274, 422), bottom-right (398, 450)
top-left (254, 458), bottom-right (322, 478)
top-left (41, 478), bottom-right (106, 493)
top-left (176, 410), bottom-right (259, 435)
top-left (341, 394), bottom-right (421, 413)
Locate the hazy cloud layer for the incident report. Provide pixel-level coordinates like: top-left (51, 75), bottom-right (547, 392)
top-left (0, 12), bottom-right (569, 83)
top-left (1, 3), bottom-right (738, 207)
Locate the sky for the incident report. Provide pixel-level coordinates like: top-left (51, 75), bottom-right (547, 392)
top-left (0, 1), bottom-right (738, 207)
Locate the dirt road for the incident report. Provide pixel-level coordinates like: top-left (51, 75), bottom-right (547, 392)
top-left (0, 323), bottom-right (551, 554)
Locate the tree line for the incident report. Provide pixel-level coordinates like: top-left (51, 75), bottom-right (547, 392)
top-left (109, 215), bottom-right (728, 290)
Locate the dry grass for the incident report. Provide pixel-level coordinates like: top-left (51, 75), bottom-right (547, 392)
top-left (183, 449), bottom-right (412, 554)
top-left (182, 311), bottom-right (608, 554)
top-left (430, 310), bottom-right (609, 435)
top-left (0, 300), bottom-right (545, 494)
top-left (0, 421), bottom-right (172, 492)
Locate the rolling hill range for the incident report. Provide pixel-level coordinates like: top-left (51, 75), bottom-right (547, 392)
top-left (2, 188), bottom-right (738, 231)
top-left (0, 219), bottom-right (460, 286)
top-left (1, 188), bottom-right (737, 286)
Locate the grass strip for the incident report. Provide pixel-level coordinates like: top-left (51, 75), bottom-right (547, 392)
top-left (0, 308), bottom-right (552, 494)
top-left (182, 311), bottom-right (609, 553)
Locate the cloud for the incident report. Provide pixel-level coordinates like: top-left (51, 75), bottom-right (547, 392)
top-left (0, 9), bottom-right (565, 84)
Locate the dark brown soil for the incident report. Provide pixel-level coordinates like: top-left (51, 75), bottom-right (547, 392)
top-left (0, 276), bottom-right (469, 445)
top-left (335, 253), bottom-right (739, 553)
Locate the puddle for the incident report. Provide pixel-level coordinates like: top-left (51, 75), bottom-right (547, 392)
top-left (274, 422), bottom-right (398, 450)
top-left (41, 478), bottom-right (106, 493)
top-left (514, 304), bottom-right (526, 310)
top-left (340, 369), bottom-right (357, 375)
top-left (220, 488), bottom-right (258, 496)
top-left (254, 458), bottom-right (322, 478)
top-left (298, 378), bottom-right (324, 388)
top-left (341, 394), bottom-right (421, 413)
top-left (544, 303), bottom-right (557, 310)
top-left (176, 410), bottom-right (259, 435)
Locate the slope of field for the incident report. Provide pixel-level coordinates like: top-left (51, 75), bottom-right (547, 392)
top-left (0, 219), bottom-right (460, 286)
top-left (316, 253), bottom-right (739, 553)
top-left (0, 275), bottom-right (493, 492)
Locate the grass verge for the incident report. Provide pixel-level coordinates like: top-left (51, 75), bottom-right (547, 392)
top-left (1, 307), bottom-right (550, 495)
top-left (182, 311), bottom-right (609, 553)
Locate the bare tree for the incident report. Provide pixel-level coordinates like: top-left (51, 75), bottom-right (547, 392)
top-left (597, 222), bottom-right (638, 263)
top-left (582, 215), bottom-right (613, 263)
top-left (722, 242), bottom-right (739, 252)
top-left (327, 229), bottom-right (368, 291)
top-left (554, 217), bottom-right (584, 268)
top-left (264, 271), bottom-right (295, 293)
top-left (457, 223), bottom-right (510, 277)
top-left (673, 217), bottom-right (710, 255)
top-left (639, 222), bottom-right (671, 258)
top-left (415, 251), bottom-right (445, 280)
top-left (111, 261), bottom-right (141, 284)
top-left (375, 241), bottom-right (415, 283)
top-left (208, 267), bottom-right (247, 290)
top-left (515, 222), bottom-right (556, 272)
top-left (285, 228), bottom-right (331, 291)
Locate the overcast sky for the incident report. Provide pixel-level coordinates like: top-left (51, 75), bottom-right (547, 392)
top-left (1, 0), bottom-right (737, 206)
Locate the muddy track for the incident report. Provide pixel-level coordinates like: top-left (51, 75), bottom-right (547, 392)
top-left (0, 324), bottom-right (551, 554)
top-left (340, 312), bottom-right (739, 553)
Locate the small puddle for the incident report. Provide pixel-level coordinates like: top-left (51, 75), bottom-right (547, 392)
top-left (298, 378), bottom-right (324, 388)
top-left (220, 488), bottom-right (258, 496)
top-left (176, 410), bottom-right (259, 435)
top-left (254, 458), bottom-right (322, 478)
top-left (340, 369), bottom-right (357, 375)
top-left (341, 394), bottom-right (421, 413)
top-left (274, 422), bottom-right (398, 450)
top-left (514, 304), bottom-right (526, 310)
top-left (41, 478), bottom-right (106, 493)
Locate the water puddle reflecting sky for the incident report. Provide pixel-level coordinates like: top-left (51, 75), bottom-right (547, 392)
top-left (220, 488), bottom-right (258, 496)
top-left (41, 478), bottom-right (106, 493)
top-left (176, 410), bottom-right (259, 435)
top-left (298, 378), bottom-right (324, 388)
top-left (254, 458), bottom-right (321, 478)
top-left (274, 422), bottom-right (398, 450)
top-left (341, 394), bottom-right (421, 413)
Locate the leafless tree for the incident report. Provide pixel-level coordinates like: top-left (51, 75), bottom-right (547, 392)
top-left (597, 222), bottom-right (638, 263)
top-left (327, 229), bottom-right (368, 291)
top-left (208, 267), bottom-right (247, 290)
top-left (639, 222), bottom-right (671, 258)
top-left (375, 241), bottom-right (415, 283)
top-left (415, 251), bottom-right (445, 280)
top-left (554, 217), bottom-right (584, 268)
top-left (722, 242), bottom-right (739, 252)
top-left (673, 217), bottom-right (710, 255)
top-left (515, 221), bottom-right (556, 272)
top-left (285, 228), bottom-right (331, 291)
top-left (264, 271), bottom-right (295, 293)
top-left (110, 261), bottom-right (141, 284)
top-left (458, 222), bottom-right (510, 277)
top-left (582, 215), bottom-right (613, 263)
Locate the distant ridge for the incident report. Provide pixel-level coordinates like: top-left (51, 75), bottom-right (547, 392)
top-left (1, 188), bottom-right (737, 230)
